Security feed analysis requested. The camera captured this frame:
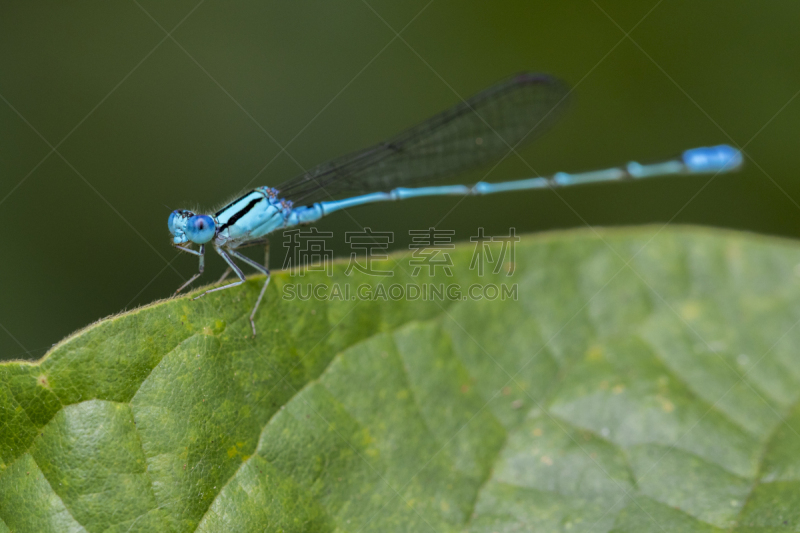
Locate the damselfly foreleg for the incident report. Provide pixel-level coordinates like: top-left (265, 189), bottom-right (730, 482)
top-left (174, 244), bottom-right (205, 294)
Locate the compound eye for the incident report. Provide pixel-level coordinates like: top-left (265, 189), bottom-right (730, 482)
top-left (186, 215), bottom-right (216, 244)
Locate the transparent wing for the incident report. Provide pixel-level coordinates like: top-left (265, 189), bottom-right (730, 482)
top-left (277, 72), bottom-right (570, 204)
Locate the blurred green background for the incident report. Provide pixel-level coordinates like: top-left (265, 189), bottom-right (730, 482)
top-left (1, 1), bottom-right (798, 361)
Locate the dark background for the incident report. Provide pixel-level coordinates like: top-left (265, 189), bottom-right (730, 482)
top-left (2, 1), bottom-right (798, 361)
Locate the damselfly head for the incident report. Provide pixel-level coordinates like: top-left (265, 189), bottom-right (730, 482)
top-left (169, 210), bottom-right (217, 244)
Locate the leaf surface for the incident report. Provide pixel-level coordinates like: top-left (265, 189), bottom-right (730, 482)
top-left (2, 227), bottom-right (800, 532)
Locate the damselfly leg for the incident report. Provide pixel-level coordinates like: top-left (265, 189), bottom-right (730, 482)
top-left (227, 248), bottom-right (271, 337)
top-left (174, 244), bottom-right (205, 294)
top-left (194, 240), bottom-right (271, 336)
top-left (193, 246), bottom-right (246, 300)
top-left (217, 237), bottom-right (269, 284)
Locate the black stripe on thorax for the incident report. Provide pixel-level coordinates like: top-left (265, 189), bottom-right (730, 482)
top-left (217, 196), bottom-right (264, 232)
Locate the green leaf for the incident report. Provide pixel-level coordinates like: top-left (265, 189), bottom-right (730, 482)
top-left (2, 226), bottom-right (800, 532)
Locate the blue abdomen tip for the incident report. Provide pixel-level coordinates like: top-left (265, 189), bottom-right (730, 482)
top-left (683, 145), bottom-right (743, 173)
